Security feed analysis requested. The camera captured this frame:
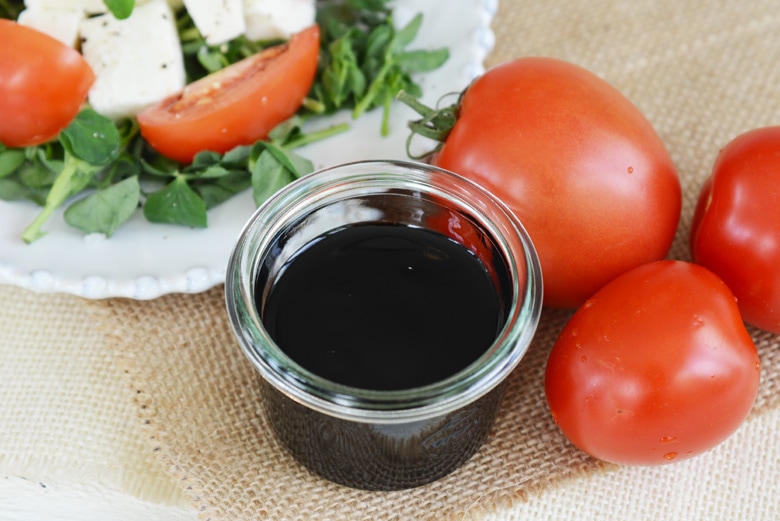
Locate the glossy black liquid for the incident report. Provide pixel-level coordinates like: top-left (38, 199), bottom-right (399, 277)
top-left (260, 223), bottom-right (502, 390)
top-left (260, 377), bottom-right (507, 490)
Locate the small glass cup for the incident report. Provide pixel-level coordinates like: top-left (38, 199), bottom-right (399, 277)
top-left (225, 160), bottom-right (542, 490)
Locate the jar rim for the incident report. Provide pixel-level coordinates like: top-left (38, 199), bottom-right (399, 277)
top-left (225, 160), bottom-right (543, 423)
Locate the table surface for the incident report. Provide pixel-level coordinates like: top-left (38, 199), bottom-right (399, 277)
top-left (3, 285), bottom-right (780, 519)
top-left (3, 0), bottom-right (780, 519)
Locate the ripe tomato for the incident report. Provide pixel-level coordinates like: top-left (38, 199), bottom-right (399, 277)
top-left (545, 260), bottom-right (760, 466)
top-left (137, 24), bottom-right (320, 164)
top-left (0, 19), bottom-right (95, 147)
top-left (433, 57), bottom-right (682, 308)
top-left (690, 126), bottom-right (780, 334)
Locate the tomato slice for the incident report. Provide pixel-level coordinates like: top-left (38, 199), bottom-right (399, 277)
top-left (137, 24), bottom-right (320, 164)
top-left (0, 20), bottom-right (95, 148)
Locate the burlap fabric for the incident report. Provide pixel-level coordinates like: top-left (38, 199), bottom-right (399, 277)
top-left (3, 0), bottom-right (780, 519)
top-left (0, 284), bottom-right (190, 512)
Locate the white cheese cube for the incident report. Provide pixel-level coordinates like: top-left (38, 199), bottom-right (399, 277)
top-left (24, 0), bottom-right (108, 15)
top-left (17, 7), bottom-right (84, 47)
top-left (24, 0), bottom-right (184, 15)
top-left (242, 0), bottom-right (315, 41)
top-left (183, 0), bottom-right (245, 45)
top-left (79, 0), bottom-right (186, 119)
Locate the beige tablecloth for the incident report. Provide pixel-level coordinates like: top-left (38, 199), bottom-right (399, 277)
top-left (3, 0), bottom-right (780, 519)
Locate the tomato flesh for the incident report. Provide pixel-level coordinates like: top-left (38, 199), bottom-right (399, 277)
top-left (434, 57), bottom-right (681, 308)
top-left (690, 126), bottom-right (780, 333)
top-left (137, 24), bottom-right (320, 163)
top-left (0, 19), bottom-right (95, 147)
top-left (545, 260), bottom-right (760, 465)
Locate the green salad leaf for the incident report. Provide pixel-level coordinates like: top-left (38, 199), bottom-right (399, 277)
top-left (102, 0), bottom-right (135, 20)
top-left (64, 175), bottom-right (140, 236)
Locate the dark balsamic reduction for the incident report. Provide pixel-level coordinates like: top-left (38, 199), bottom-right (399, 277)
top-left (260, 223), bottom-right (503, 390)
top-left (259, 376), bottom-right (507, 490)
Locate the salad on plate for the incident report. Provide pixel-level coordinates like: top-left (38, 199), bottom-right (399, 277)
top-left (0, 0), bottom-right (496, 298)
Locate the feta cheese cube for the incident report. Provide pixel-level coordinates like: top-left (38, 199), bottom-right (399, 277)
top-left (79, 0), bottom-right (186, 119)
top-left (24, 0), bottom-right (108, 15)
top-left (243, 0), bottom-right (315, 41)
top-left (24, 0), bottom-right (184, 15)
top-left (183, 0), bottom-right (246, 45)
top-left (17, 7), bottom-right (84, 47)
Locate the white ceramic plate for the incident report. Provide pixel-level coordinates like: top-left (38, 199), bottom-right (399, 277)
top-left (0, 0), bottom-right (497, 300)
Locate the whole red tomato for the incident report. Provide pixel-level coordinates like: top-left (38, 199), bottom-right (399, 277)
top-left (431, 57), bottom-right (682, 308)
top-left (545, 260), bottom-right (760, 465)
top-left (690, 126), bottom-right (780, 334)
top-left (0, 20), bottom-right (95, 147)
top-left (138, 24), bottom-right (319, 163)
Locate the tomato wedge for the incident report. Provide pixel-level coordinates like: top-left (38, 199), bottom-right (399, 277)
top-left (0, 19), bottom-right (95, 148)
top-left (137, 24), bottom-right (320, 164)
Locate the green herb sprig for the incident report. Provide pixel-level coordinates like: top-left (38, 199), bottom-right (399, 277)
top-left (309, 0), bottom-right (449, 136)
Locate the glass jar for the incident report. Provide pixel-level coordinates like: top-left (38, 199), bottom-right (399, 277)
top-left (225, 160), bottom-right (542, 490)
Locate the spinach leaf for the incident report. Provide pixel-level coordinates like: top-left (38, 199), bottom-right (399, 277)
top-left (59, 109), bottom-right (121, 166)
top-left (0, 149), bottom-right (25, 178)
top-left (103, 0), bottom-right (135, 20)
top-left (250, 149), bottom-right (298, 207)
top-left (0, 178), bottom-right (33, 202)
top-left (64, 175), bottom-right (140, 237)
top-left (143, 176), bottom-right (208, 228)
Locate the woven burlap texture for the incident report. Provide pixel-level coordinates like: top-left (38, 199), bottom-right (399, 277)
top-left (90, 0), bottom-right (780, 520)
top-left (0, 284), bottom-right (187, 507)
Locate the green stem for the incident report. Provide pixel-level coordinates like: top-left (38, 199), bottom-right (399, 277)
top-left (396, 90), bottom-right (458, 141)
top-left (178, 26), bottom-right (202, 44)
top-left (285, 122), bottom-right (351, 149)
top-left (381, 89), bottom-right (393, 137)
top-left (352, 59), bottom-right (395, 120)
top-left (22, 157), bottom-right (80, 244)
top-left (301, 97), bottom-right (327, 115)
top-left (21, 154), bottom-right (98, 243)
top-left (396, 89), bottom-right (460, 160)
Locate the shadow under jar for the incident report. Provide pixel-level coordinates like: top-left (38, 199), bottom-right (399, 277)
top-left (225, 160), bottom-right (542, 490)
